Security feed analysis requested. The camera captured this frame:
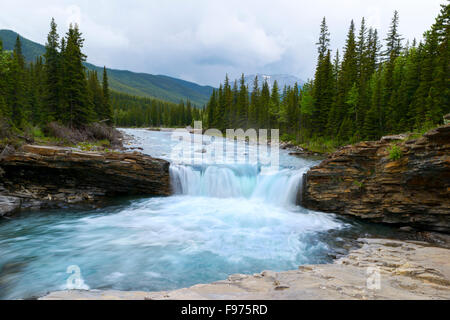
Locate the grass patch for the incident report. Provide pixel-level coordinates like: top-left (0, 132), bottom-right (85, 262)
top-left (76, 139), bottom-right (111, 151)
top-left (299, 138), bottom-right (339, 154)
top-left (388, 145), bottom-right (403, 161)
top-left (353, 180), bottom-right (365, 189)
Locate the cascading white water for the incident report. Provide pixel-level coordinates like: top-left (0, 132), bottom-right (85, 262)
top-left (0, 129), bottom-right (353, 300)
top-left (170, 163), bottom-right (307, 207)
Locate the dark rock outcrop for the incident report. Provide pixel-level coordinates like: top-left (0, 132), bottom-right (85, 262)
top-left (0, 145), bottom-right (171, 215)
top-left (302, 124), bottom-right (450, 232)
top-left (0, 195), bottom-right (21, 216)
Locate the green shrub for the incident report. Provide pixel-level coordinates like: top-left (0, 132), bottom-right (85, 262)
top-left (353, 180), bottom-right (365, 189)
top-left (388, 145), bottom-right (402, 161)
top-left (31, 126), bottom-right (45, 138)
top-left (280, 133), bottom-right (295, 142)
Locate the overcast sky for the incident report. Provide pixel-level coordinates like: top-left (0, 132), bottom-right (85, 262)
top-left (0, 0), bottom-right (444, 86)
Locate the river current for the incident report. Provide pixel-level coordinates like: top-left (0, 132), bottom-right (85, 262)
top-left (0, 129), bottom-right (397, 299)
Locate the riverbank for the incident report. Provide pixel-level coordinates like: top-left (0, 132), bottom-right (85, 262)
top-left (41, 238), bottom-right (450, 300)
top-left (0, 144), bottom-right (171, 216)
top-left (2, 127), bottom-right (449, 300)
top-left (302, 124), bottom-right (450, 233)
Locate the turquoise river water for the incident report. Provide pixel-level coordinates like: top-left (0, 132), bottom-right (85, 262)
top-left (0, 129), bottom-right (399, 299)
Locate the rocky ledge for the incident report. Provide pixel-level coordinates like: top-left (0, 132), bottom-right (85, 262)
top-left (41, 238), bottom-right (450, 300)
top-left (301, 124), bottom-right (450, 233)
top-left (0, 145), bottom-right (171, 216)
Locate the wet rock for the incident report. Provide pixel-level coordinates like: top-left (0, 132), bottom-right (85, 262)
top-left (0, 196), bottom-right (21, 216)
top-left (399, 226), bottom-right (415, 232)
top-left (0, 145), bottom-right (171, 215)
top-left (302, 124), bottom-right (450, 232)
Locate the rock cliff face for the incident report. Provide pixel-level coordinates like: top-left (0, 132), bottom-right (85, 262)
top-left (0, 145), bottom-right (171, 215)
top-left (301, 124), bottom-right (450, 232)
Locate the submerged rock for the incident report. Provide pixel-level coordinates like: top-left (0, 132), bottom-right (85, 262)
top-left (302, 124), bottom-right (450, 232)
top-left (0, 145), bottom-right (171, 215)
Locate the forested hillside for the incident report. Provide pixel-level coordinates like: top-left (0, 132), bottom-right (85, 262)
top-left (204, 4), bottom-right (449, 150)
top-left (0, 29), bottom-right (214, 106)
top-left (0, 19), bottom-right (113, 130)
top-left (0, 19), bottom-right (201, 146)
top-left (112, 92), bottom-right (200, 128)
top-left (1, 5), bottom-right (448, 149)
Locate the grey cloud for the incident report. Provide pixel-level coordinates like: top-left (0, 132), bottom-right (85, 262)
top-left (0, 0), bottom-right (444, 86)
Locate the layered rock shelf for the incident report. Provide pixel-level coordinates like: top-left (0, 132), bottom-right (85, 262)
top-left (302, 124), bottom-right (450, 232)
top-left (0, 145), bottom-right (171, 216)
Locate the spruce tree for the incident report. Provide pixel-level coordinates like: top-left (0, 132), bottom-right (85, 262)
top-left (62, 24), bottom-right (93, 127)
top-left (102, 66), bottom-right (113, 124)
top-left (10, 36), bottom-right (26, 127)
top-left (328, 20), bottom-right (357, 136)
top-left (383, 11), bottom-right (403, 61)
top-left (237, 74), bottom-right (249, 128)
top-left (269, 80), bottom-right (280, 128)
top-left (259, 80), bottom-right (270, 129)
top-left (249, 76), bottom-right (260, 128)
top-left (44, 18), bottom-right (61, 122)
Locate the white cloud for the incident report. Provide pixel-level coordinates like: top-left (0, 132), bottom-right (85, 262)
top-left (0, 0), bottom-right (445, 85)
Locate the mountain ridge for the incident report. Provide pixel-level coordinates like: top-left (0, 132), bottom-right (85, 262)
top-left (243, 73), bottom-right (305, 91)
top-left (0, 29), bottom-right (214, 106)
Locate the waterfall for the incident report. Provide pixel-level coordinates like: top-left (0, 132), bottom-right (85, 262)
top-left (170, 164), bottom-right (306, 206)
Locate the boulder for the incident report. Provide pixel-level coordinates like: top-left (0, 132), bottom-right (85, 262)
top-left (0, 196), bottom-right (21, 216)
top-left (302, 124), bottom-right (450, 232)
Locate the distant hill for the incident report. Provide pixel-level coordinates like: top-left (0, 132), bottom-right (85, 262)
top-left (244, 74), bottom-right (305, 91)
top-left (0, 29), bottom-right (214, 106)
top-left (0, 29), bottom-right (44, 62)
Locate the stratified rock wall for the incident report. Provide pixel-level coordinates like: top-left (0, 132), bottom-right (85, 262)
top-left (0, 145), bottom-right (171, 214)
top-left (302, 125), bottom-right (450, 232)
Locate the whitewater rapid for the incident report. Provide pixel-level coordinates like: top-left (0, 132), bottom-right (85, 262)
top-left (0, 129), bottom-right (352, 300)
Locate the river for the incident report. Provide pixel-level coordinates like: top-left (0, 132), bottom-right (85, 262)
top-left (0, 129), bottom-right (398, 299)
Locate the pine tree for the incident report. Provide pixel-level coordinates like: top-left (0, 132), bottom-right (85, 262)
top-left (383, 10), bottom-right (404, 61)
top-left (62, 24), bottom-right (93, 127)
top-left (206, 89), bottom-right (217, 128)
top-left (328, 20), bottom-right (357, 136)
top-left (269, 80), bottom-right (280, 128)
top-left (313, 50), bottom-right (334, 133)
top-left (223, 74), bottom-right (233, 128)
top-left (249, 76), bottom-right (260, 128)
top-left (10, 36), bottom-right (26, 127)
top-left (312, 17), bottom-right (334, 134)
top-left (87, 70), bottom-right (103, 121)
top-left (259, 79), bottom-right (270, 129)
top-left (102, 66), bottom-right (113, 124)
top-left (214, 84), bottom-right (226, 130)
top-left (44, 18), bottom-right (61, 122)
top-left (316, 17), bottom-right (331, 58)
top-left (0, 38), bottom-right (13, 120)
top-left (186, 100), bottom-right (193, 126)
top-left (236, 74), bottom-right (249, 128)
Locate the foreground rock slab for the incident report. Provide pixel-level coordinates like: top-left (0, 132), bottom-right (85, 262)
top-left (41, 238), bottom-right (450, 300)
top-left (0, 145), bottom-right (171, 214)
top-left (302, 124), bottom-right (450, 232)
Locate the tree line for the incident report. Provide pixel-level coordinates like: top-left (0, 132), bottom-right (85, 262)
top-left (1, 5), bottom-right (448, 145)
top-left (0, 18), bottom-right (113, 134)
top-left (112, 92), bottom-right (201, 128)
top-left (204, 4), bottom-right (449, 144)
